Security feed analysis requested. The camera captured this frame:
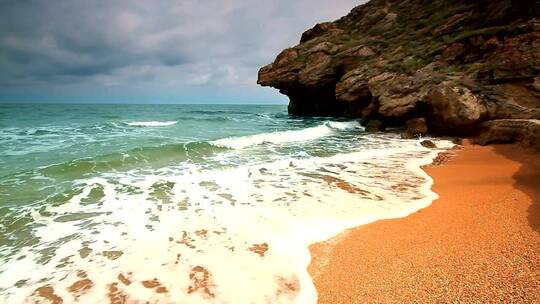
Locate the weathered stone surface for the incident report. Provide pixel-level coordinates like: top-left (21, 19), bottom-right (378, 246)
top-left (308, 42), bottom-right (341, 55)
top-left (424, 84), bottom-right (488, 134)
top-left (406, 118), bottom-right (429, 138)
top-left (421, 140), bottom-right (438, 149)
top-left (442, 43), bottom-right (467, 61)
top-left (257, 49), bottom-right (302, 88)
top-left (485, 83), bottom-right (540, 120)
top-left (484, 32), bottom-right (540, 80)
top-left (474, 119), bottom-right (540, 150)
top-left (335, 69), bottom-right (371, 104)
top-left (365, 120), bottom-right (385, 133)
top-left (533, 77), bottom-right (540, 92)
top-left (258, 0), bottom-right (539, 146)
top-left (300, 22), bottom-right (342, 43)
top-left (368, 73), bottom-right (424, 118)
top-left (366, 71), bottom-right (442, 121)
top-left (298, 53), bottom-right (337, 87)
top-left (342, 46), bottom-right (376, 57)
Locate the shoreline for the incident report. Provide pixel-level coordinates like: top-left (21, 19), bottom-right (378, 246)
top-left (308, 143), bottom-right (540, 303)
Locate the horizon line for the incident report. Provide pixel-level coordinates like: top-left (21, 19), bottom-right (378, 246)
top-left (0, 102), bottom-right (288, 106)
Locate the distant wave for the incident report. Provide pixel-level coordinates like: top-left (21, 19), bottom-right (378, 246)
top-left (211, 121), bottom-right (362, 149)
top-left (23, 128), bottom-right (58, 136)
top-left (125, 121), bottom-right (178, 127)
top-left (37, 141), bottom-right (225, 177)
top-left (186, 110), bottom-right (254, 115)
top-left (175, 116), bottom-right (232, 122)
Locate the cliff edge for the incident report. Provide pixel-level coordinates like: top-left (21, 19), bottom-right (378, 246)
top-left (258, 0), bottom-right (540, 148)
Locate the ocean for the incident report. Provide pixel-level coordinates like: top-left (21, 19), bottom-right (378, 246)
top-left (0, 104), bottom-right (452, 303)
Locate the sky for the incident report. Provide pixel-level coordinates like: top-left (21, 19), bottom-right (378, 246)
top-left (0, 0), bottom-right (363, 104)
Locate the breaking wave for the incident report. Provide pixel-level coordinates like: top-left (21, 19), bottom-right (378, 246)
top-left (125, 121), bottom-right (178, 127)
top-left (211, 121), bottom-right (362, 149)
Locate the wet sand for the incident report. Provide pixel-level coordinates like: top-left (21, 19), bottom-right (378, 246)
top-left (309, 143), bottom-right (540, 303)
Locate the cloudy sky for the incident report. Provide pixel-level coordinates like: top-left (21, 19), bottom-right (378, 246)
top-left (0, 0), bottom-right (363, 104)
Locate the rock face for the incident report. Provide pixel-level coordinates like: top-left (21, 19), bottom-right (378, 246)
top-left (475, 119), bottom-right (540, 149)
top-left (404, 118), bottom-right (428, 139)
top-left (258, 0), bottom-right (540, 148)
top-left (366, 119), bottom-right (385, 132)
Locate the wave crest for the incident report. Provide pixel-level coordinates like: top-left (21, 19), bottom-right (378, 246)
top-left (37, 141), bottom-right (225, 178)
top-left (211, 121), bottom-right (361, 149)
top-left (125, 121), bottom-right (177, 127)
top-left (326, 121), bottom-right (362, 130)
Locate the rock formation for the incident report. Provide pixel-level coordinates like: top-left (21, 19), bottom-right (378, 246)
top-left (258, 0), bottom-right (540, 149)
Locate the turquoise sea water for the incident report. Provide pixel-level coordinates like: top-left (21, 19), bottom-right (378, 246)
top-left (0, 104), bottom-right (452, 303)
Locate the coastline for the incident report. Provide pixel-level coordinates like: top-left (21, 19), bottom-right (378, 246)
top-left (308, 143), bottom-right (540, 303)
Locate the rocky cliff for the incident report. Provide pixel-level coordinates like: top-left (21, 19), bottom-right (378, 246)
top-left (258, 0), bottom-right (540, 148)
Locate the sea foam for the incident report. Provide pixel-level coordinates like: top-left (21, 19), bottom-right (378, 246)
top-left (211, 121), bottom-right (362, 149)
top-left (0, 134), bottom-right (454, 303)
top-left (126, 121), bottom-right (178, 127)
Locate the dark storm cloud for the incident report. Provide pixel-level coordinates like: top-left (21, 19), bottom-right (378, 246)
top-left (0, 1), bottom-right (190, 82)
top-left (0, 0), bottom-right (363, 101)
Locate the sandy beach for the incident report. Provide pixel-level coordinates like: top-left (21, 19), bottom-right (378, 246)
top-left (309, 143), bottom-right (540, 303)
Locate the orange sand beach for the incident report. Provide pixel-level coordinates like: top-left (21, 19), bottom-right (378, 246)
top-left (309, 143), bottom-right (540, 303)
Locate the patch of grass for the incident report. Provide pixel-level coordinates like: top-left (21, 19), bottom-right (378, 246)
top-left (384, 56), bottom-right (428, 75)
top-left (442, 65), bottom-right (461, 76)
top-left (402, 57), bottom-right (428, 73)
top-left (449, 24), bottom-right (521, 43)
top-left (365, 26), bottom-right (382, 37)
top-left (442, 35), bottom-right (453, 44)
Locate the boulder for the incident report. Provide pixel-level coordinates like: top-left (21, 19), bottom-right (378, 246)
top-left (424, 84), bottom-right (488, 134)
top-left (405, 118), bottom-right (428, 138)
top-left (421, 140), bottom-right (438, 149)
top-left (474, 119), bottom-right (540, 150)
top-left (365, 120), bottom-right (385, 132)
